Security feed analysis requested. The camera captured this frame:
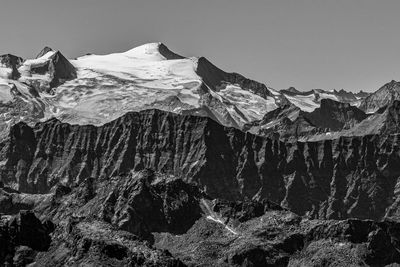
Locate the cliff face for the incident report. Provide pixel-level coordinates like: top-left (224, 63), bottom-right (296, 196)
top-left (1, 110), bottom-right (209, 194)
top-left (303, 98), bottom-right (368, 131)
top-left (1, 109), bottom-right (400, 220)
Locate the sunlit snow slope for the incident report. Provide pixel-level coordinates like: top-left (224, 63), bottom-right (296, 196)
top-left (44, 43), bottom-right (283, 127)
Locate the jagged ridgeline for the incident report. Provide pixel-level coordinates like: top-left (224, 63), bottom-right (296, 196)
top-left (2, 109), bottom-right (400, 221)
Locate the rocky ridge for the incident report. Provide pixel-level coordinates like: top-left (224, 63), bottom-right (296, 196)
top-left (1, 108), bottom-right (400, 221)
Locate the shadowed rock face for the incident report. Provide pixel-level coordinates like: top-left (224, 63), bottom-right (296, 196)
top-left (158, 43), bottom-right (186, 60)
top-left (303, 98), bottom-right (368, 131)
top-left (47, 51), bottom-right (77, 88)
top-left (92, 170), bottom-right (204, 241)
top-left (29, 47), bottom-right (77, 91)
top-left (1, 109), bottom-right (400, 221)
top-left (195, 57), bottom-right (288, 103)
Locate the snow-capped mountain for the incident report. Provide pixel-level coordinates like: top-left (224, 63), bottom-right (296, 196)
top-left (0, 43), bottom-right (292, 138)
top-left (0, 42), bottom-right (395, 142)
top-left (60, 43), bottom-right (288, 128)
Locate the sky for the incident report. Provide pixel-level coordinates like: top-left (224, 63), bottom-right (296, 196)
top-left (1, 0), bottom-right (400, 92)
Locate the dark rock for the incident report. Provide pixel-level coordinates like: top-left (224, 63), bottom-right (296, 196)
top-left (281, 87), bottom-right (300, 94)
top-left (303, 98), bottom-right (368, 131)
top-left (196, 56), bottom-right (287, 102)
top-left (13, 246), bottom-right (36, 267)
top-left (0, 211), bottom-right (54, 265)
top-left (11, 210), bottom-right (53, 250)
top-left (54, 170), bottom-right (204, 242)
top-left (48, 51), bottom-right (77, 89)
top-left (158, 43), bottom-right (185, 60)
top-left (0, 54), bottom-right (24, 79)
top-left (1, 109), bottom-right (400, 220)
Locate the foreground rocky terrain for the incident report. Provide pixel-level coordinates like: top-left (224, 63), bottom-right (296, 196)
top-left (1, 42), bottom-right (400, 266)
top-left (1, 169), bottom-right (400, 266)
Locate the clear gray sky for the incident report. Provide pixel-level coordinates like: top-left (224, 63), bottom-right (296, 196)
top-left (1, 0), bottom-right (399, 92)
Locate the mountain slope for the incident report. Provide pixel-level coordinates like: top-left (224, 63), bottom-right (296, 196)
top-left (359, 80), bottom-right (400, 113)
top-left (244, 105), bottom-right (318, 141)
top-left (345, 100), bottom-right (400, 136)
top-left (245, 99), bottom-right (368, 141)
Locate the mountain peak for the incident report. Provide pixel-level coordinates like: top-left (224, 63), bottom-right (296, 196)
top-left (36, 46), bottom-right (54, 59)
top-left (286, 87), bottom-right (300, 93)
top-left (123, 42), bottom-right (165, 59)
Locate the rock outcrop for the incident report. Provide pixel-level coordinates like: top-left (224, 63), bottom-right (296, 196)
top-left (1, 109), bottom-right (399, 221)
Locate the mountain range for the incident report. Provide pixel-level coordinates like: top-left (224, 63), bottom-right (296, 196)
top-left (1, 43), bottom-right (400, 266)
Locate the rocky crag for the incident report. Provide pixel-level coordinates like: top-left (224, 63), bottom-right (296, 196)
top-left (1, 108), bottom-right (400, 221)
